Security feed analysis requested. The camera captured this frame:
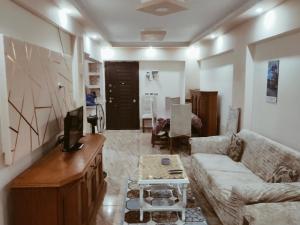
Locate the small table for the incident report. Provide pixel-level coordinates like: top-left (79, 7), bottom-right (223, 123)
top-left (138, 155), bottom-right (190, 221)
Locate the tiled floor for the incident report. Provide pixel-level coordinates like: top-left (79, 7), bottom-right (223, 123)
top-left (92, 130), bottom-right (222, 225)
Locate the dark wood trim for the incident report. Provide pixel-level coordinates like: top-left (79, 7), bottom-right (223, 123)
top-left (190, 89), bottom-right (218, 137)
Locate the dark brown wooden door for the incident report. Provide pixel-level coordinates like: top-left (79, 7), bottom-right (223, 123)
top-left (105, 62), bottom-right (140, 130)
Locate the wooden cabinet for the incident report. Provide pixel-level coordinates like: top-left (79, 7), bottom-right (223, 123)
top-left (10, 134), bottom-right (106, 225)
top-left (190, 90), bottom-right (218, 136)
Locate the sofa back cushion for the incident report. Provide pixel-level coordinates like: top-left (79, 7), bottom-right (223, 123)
top-left (238, 130), bottom-right (300, 182)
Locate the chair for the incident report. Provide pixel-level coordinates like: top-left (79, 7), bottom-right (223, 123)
top-left (151, 117), bottom-right (170, 148)
top-left (165, 97), bottom-right (180, 117)
top-left (169, 103), bottom-right (192, 155)
top-left (190, 106), bottom-right (241, 152)
top-left (141, 95), bottom-right (157, 132)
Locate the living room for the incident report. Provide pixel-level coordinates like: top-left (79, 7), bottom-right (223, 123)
top-left (0, 0), bottom-right (300, 225)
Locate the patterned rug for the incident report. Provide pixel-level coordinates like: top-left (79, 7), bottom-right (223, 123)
top-left (121, 179), bottom-right (208, 225)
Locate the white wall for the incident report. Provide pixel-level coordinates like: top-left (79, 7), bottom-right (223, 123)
top-left (196, 0), bottom-right (300, 151)
top-left (251, 31), bottom-right (300, 150)
top-left (83, 36), bottom-right (102, 61)
top-left (102, 46), bottom-right (200, 98)
top-left (139, 61), bottom-right (185, 118)
top-left (11, 0), bottom-right (83, 37)
top-left (200, 52), bottom-right (234, 134)
top-left (0, 0), bottom-right (72, 55)
top-left (197, 0), bottom-right (300, 131)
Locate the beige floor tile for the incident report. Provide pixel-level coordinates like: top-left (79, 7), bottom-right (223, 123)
top-left (96, 130), bottom-right (222, 225)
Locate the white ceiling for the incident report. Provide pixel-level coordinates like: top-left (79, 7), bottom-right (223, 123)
top-left (76, 0), bottom-right (255, 46)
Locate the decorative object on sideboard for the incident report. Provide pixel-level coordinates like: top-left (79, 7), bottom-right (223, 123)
top-left (87, 115), bottom-right (98, 134)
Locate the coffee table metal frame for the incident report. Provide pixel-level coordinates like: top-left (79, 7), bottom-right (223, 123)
top-left (138, 155), bottom-right (190, 222)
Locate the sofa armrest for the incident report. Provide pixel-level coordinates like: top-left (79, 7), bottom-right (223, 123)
top-left (232, 182), bottom-right (300, 204)
top-left (243, 202), bottom-right (300, 225)
top-left (189, 135), bottom-right (231, 155)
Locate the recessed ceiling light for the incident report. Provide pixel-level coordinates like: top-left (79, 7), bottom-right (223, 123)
top-left (146, 46), bottom-right (156, 57)
top-left (61, 8), bottom-right (72, 15)
top-left (256, 8), bottom-right (263, 14)
top-left (210, 34), bottom-right (217, 39)
top-left (141, 30), bottom-right (167, 41)
top-left (155, 7), bottom-right (169, 13)
top-left (91, 34), bottom-right (101, 40)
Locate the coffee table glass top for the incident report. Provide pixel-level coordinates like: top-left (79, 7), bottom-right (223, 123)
top-left (138, 155), bottom-right (189, 182)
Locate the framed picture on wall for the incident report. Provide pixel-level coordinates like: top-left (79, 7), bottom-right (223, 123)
top-left (266, 60), bottom-right (280, 104)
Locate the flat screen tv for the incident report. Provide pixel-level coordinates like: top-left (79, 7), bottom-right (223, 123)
top-left (64, 106), bottom-right (84, 151)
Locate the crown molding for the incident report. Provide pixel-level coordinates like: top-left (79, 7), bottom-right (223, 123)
top-left (111, 41), bottom-right (190, 48)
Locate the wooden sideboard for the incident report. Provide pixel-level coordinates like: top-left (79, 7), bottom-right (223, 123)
top-left (190, 90), bottom-right (218, 137)
top-left (10, 134), bottom-right (106, 225)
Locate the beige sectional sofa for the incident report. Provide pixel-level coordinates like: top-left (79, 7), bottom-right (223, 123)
top-left (190, 129), bottom-right (300, 225)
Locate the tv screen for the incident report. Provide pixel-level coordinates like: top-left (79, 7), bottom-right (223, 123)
top-left (64, 106), bottom-right (83, 151)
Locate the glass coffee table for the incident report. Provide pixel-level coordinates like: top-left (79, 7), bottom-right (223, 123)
top-left (138, 154), bottom-right (190, 221)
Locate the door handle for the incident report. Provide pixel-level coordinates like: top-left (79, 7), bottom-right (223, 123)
top-left (133, 99), bottom-right (136, 103)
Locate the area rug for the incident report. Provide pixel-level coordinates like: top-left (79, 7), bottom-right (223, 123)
top-left (121, 179), bottom-right (208, 225)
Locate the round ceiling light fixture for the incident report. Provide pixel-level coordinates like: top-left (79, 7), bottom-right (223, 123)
top-left (137, 0), bottom-right (188, 16)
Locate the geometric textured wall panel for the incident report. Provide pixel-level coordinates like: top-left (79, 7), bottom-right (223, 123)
top-left (0, 35), bottom-right (75, 165)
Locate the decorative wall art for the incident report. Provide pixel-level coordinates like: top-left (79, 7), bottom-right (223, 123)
top-left (0, 35), bottom-right (75, 165)
top-left (266, 60), bottom-right (280, 104)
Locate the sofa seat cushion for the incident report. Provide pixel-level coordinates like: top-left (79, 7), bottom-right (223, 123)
top-left (207, 170), bottom-right (264, 201)
top-left (193, 153), bottom-right (251, 173)
top-left (192, 153), bottom-right (264, 202)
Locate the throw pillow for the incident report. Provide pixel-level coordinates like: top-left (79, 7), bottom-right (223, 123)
top-left (227, 133), bottom-right (244, 162)
top-left (268, 165), bottom-right (299, 183)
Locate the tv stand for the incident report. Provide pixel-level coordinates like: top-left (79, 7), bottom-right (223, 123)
top-left (10, 134), bottom-right (106, 225)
